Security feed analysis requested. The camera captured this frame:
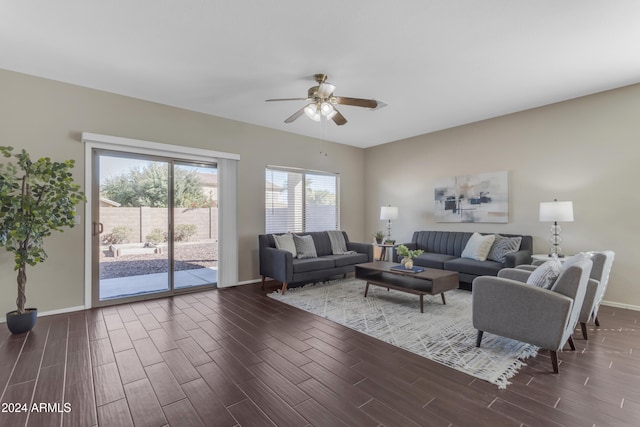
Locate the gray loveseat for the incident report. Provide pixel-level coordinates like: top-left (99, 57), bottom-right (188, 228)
top-left (395, 231), bottom-right (532, 289)
top-left (259, 231), bottom-right (373, 294)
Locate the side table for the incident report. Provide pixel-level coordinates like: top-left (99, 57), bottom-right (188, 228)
top-left (531, 254), bottom-right (571, 263)
top-left (373, 243), bottom-right (395, 261)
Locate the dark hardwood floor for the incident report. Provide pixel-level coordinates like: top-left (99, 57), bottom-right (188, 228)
top-left (1, 280), bottom-right (639, 426)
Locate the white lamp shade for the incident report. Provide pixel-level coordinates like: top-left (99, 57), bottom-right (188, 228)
top-left (380, 206), bottom-right (398, 220)
top-left (539, 200), bottom-right (574, 222)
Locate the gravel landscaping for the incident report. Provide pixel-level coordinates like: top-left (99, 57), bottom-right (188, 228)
top-left (100, 241), bottom-right (218, 279)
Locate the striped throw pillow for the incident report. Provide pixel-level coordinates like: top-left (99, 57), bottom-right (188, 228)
top-left (526, 259), bottom-right (562, 289)
top-left (293, 234), bottom-right (317, 259)
top-left (487, 235), bottom-right (522, 263)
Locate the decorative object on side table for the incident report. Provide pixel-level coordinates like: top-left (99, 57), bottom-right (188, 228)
top-left (395, 244), bottom-right (424, 269)
top-left (0, 146), bottom-right (86, 334)
top-left (539, 199), bottom-right (574, 258)
top-left (372, 230), bottom-right (385, 244)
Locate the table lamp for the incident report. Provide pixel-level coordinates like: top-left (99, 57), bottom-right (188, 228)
top-left (539, 199), bottom-right (574, 257)
top-left (380, 205), bottom-right (398, 241)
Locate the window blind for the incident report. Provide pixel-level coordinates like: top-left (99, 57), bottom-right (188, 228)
top-left (265, 167), bottom-right (339, 234)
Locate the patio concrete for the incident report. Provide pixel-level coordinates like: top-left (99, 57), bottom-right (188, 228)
top-left (99, 267), bottom-right (217, 300)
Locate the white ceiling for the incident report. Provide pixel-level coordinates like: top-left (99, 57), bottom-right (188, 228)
top-left (2, 1), bottom-right (640, 148)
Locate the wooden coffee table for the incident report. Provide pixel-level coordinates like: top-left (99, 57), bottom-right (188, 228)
top-left (355, 261), bottom-right (459, 313)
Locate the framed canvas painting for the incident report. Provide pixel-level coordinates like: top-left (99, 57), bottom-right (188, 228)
top-left (434, 171), bottom-right (508, 223)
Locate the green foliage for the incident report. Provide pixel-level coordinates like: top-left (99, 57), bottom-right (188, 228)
top-left (395, 244), bottom-right (424, 259)
top-left (372, 230), bottom-right (385, 240)
top-left (103, 226), bottom-right (133, 244)
top-left (0, 146), bottom-right (86, 314)
top-left (101, 163), bottom-right (208, 208)
top-left (174, 224), bottom-right (197, 242)
top-left (146, 228), bottom-right (167, 244)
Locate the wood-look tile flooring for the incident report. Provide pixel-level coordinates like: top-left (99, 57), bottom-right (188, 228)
top-left (1, 281), bottom-right (639, 426)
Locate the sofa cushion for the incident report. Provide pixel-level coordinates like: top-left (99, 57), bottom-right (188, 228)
top-left (292, 257), bottom-right (335, 273)
top-left (414, 231), bottom-right (471, 257)
top-left (461, 232), bottom-right (495, 261)
top-left (487, 234), bottom-right (522, 263)
top-left (444, 257), bottom-right (504, 277)
top-left (413, 252), bottom-right (457, 270)
top-left (273, 233), bottom-right (297, 257)
top-left (293, 234), bottom-right (317, 259)
top-left (308, 231), bottom-right (334, 256)
top-left (323, 253), bottom-right (369, 268)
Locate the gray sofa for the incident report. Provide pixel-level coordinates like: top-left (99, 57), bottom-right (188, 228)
top-left (396, 231), bottom-right (532, 289)
top-left (259, 231), bottom-right (373, 294)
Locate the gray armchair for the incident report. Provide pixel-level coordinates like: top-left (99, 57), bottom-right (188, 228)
top-left (515, 251), bottom-right (615, 339)
top-left (472, 259), bottom-right (593, 373)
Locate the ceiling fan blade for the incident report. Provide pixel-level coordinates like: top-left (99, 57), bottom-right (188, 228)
top-left (333, 96), bottom-right (378, 109)
top-left (331, 108), bottom-right (347, 126)
top-left (284, 107), bottom-right (305, 123)
top-left (317, 82), bottom-right (336, 98)
top-left (265, 97), bottom-right (309, 102)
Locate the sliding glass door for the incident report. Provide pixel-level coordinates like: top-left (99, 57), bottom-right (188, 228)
top-left (92, 150), bottom-right (218, 306)
top-left (173, 162), bottom-right (218, 289)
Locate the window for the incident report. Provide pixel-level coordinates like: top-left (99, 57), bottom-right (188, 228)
top-left (265, 166), bottom-right (339, 233)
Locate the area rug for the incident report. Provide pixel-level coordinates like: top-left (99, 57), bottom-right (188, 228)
top-left (268, 279), bottom-right (538, 388)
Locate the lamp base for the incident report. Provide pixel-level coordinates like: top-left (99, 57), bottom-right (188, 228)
top-left (548, 253), bottom-right (565, 258)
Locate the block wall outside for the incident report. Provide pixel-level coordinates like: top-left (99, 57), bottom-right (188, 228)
top-left (99, 207), bottom-right (218, 243)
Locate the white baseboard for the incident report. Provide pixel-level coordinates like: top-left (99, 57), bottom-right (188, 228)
top-left (0, 305), bottom-right (86, 324)
top-left (235, 278), bottom-right (262, 286)
top-left (601, 300), bottom-right (640, 312)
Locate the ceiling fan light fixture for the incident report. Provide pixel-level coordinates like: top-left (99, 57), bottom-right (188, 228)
top-left (320, 101), bottom-right (334, 116)
top-left (304, 103), bottom-right (321, 121)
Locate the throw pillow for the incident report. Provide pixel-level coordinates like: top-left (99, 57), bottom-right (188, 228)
top-left (560, 252), bottom-right (593, 271)
top-left (273, 233), bottom-right (297, 257)
top-left (293, 234), bottom-right (318, 259)
top-left (487, 235), bottom-right (522, 263)
top-left (526, 259), bottom-right (563, 289)
top-left (461, 232), bottom-right (496, 261)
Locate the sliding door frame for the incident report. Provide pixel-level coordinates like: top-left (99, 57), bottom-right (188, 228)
top-left (82, 132), bottom-right (239, 309)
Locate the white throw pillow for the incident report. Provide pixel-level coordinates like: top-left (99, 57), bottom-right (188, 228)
top-left (461, 232), bottom-right (496, 261)
top-left (560, 252), bottom-right (593, 271)
top-left (526, 259), bottom-right (563, 289)
top-left (273, 233), bottom-right (297, 257)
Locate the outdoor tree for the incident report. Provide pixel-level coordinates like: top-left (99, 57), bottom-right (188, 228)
top-left (101, 163), bottom-right (207, 208)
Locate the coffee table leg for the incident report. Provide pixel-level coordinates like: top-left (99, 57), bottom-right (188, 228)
top-left (441, 293), bottom-right (446, 305)
top-left (420, 294), bottom-right (424, 313)
top-left (364, 282), bottom-right (370, 298)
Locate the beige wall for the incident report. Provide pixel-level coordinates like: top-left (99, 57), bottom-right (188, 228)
top-left (364, 83), bottom-right (640, 308)
top-left (0, 69), bottom-right (365, 316)
top-left (1, 67), bottom-right (638, 317)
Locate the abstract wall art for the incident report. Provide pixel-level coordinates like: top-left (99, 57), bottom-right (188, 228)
top-left (434, 170), bottom-right (508, 223)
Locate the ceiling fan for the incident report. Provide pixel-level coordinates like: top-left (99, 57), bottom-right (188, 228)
top-left (266, 73), bottom-right (380, 126)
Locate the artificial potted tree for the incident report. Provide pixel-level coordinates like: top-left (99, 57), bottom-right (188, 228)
top-left (0, 146), bottom-right (85, 334)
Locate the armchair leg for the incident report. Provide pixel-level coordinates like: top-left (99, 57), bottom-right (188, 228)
top-left (580, 322), bottom-right (588, 340)
top-left (476, 330), bottom-right (483, 347)
top-left (568, 336), bottom-right (576, 351)
top-left (261, 276), bottom-right (266, 290)
top-left (595, 316), bottom-right (600, 327)
top-left (281, 282), bottom-right (288, 294)
top-left (550, 350), bottom-right (559, 373)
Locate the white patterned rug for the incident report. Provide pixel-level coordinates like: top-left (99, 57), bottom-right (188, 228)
top-left (268, 278), bottom-right (538, 389)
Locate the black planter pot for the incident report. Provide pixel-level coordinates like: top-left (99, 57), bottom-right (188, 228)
top-left (6, 308), bottom-right (38, 334)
